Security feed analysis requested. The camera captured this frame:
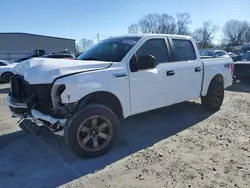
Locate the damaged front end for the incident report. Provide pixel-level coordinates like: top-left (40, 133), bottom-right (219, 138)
top-left (7, 75), bottom-right (76, 135)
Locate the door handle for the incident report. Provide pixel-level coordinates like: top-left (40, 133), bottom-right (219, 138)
top-left (166, 70), bottom-right (175, 76)
top-left (195, 67), bottom-right (202, 72)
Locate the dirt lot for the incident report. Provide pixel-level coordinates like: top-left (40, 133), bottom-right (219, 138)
top-left (0, 82), bottom-right (249, 188)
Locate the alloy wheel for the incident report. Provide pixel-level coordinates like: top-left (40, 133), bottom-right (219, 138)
top-left (77, 116), bottom-right (113, 152)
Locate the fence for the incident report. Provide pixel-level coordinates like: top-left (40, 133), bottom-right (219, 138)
top-left (0, 52), bottom-right (33, 61)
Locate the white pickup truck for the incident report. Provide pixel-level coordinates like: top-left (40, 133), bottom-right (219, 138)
top-left (7, 34), bottom-right (233, 158)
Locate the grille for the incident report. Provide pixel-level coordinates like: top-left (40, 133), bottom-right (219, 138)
top-left (10, 75), bottom-right (53, 113)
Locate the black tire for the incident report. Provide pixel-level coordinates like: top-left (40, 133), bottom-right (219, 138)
top-left (201, 80), bottom-right (224, 111)
top-left (233, 77), bottom-right (237, 84)
top-left (1, 72), bottom-right (14, 83)
top-left (64, 103), bottom-right (119, 158)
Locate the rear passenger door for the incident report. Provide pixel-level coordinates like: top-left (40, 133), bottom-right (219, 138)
top-left (167, 38), bottom-right (203, 103)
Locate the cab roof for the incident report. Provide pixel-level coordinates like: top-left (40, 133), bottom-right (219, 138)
top-left (111, 34), bottom-right (191, 40)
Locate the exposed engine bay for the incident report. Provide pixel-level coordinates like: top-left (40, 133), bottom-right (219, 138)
top-left (8, 74), bottom-right (77, 134)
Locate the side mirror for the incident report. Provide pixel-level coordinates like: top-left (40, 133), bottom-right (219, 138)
top-left (137, 55), bottom-right (156, 70)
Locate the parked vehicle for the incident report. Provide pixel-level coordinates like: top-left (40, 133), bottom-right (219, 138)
top-left (239, 43), bottom-right (250, 56)
top-left (7, 34), bottom-right (233, 158)
top-left (12, 50), bottom-right (76, 63)
top-left (233, 51), bottom-right (250, 82)
top-left (227, 52), bottom-right (241, 62)
top-left (200, 50), bottom-right (230, 59)
top-left (0, 60), bottom-right (17, 82)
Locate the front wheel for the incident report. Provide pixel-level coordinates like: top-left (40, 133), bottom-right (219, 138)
top-left (64, 104), bottom-right (119, 158)
top-left (201, 80), bottom-right (224, 111)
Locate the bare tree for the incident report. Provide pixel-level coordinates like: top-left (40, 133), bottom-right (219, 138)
top-left (192, 21), bottom-right (219, 48)
top-left (78, 38), bottom-right (94, 52)
top-left (157, 14), bottom-right (176, 34)
top-left (75, 43), bottom-right (81, 52)
top-left (139, 13), bottom-right (160, 33)
top-left (223, 19), bottom-right (250, 45)
top-left (127, 12), bottom-right (193, 35)
top-left (176, 13), bottom-right (192, 35)
top-left (128, 23), bottom-right (140, 34)
top-left (245, 28), bottom-right (250, 43)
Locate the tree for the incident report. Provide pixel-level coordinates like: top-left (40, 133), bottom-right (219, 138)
top-left (176, 13), bottom-right (192, 35)
top-left (139, 13), bottom-right (160, 33)
top-left (135, 13), bottom-right (176, 34)
top-left (75, 43), bottom-right (81, 52)
top-left (127, 12), bottom-right (193, 35)
top-left (78, 38), bottom-right (94, 52)
top-left (157, 13), bottom-right (176, 34)
top-left (223, 19), bottom-right (250, 45)
top-left (192, 21), bottom-right (219, 48)
top-left (128, 23), bottom-right (140, 34)
top-left (245, 29), bottom-right (250, 43)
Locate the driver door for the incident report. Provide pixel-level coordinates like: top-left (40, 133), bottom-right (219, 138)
top-left (129, 38), bottom-right (174, 115)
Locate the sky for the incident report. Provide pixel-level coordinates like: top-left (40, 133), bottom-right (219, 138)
top-left (1, 0), bottom-right (250, 44)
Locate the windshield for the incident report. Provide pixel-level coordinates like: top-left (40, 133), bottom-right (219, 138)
top-left (200, 50), bottom-right (215, 56)
top-left (241, 52), bottom-right (250, 61)
top-left (77, 37), bottom-right (141, 62)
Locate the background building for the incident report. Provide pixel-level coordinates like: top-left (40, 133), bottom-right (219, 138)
top-left (0, 32), bottom-right (76, 61)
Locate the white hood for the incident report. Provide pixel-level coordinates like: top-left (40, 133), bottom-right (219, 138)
top-left (13, 58), bottom-right (112, 84)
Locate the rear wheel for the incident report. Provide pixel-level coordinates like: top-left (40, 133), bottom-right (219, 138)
top-left (201, 80), bottom-right (224, 111)
top-left (64, 104), bottom-right (119, 158)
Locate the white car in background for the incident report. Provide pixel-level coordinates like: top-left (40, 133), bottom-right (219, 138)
top-left (200, 50), bottom-right (230, 59)
top-left (0, 60), bottom-right (17, 82)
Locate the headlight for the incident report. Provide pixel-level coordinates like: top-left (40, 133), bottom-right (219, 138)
top-left (51, 84), bottom-right (66, 109)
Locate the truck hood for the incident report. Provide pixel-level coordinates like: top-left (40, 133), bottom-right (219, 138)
top-left (13, 58), bottom-right (112, 84)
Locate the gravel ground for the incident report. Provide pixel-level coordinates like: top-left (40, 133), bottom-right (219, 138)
top-left (0, 82), bottom-right (249, 188)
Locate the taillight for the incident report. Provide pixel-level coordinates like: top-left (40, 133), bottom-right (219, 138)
top-left (231, 64), bottom-right (234, 75)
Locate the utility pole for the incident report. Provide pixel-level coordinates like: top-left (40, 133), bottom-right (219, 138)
top-left (97, 33), bottom-right (100, 42)
top-left (70, 24), bottom-right (73, 39)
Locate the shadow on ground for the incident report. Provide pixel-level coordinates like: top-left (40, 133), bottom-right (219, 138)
top-left (0, 101), bottom-right (214, 188)
top-left (226, 81), bottom-right (250, 93)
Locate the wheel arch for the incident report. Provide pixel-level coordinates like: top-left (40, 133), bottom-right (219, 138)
top-left (202, 73), bottom-right (224, 96)
top-left (76, 91), bottom-right (124, 119)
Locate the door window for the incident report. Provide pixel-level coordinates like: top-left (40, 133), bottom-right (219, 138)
top-left (136, 39), bottom-right (169, 65)
top-left (218, 51), bottom-right (227, 56)
top-left (171, 39), bottom-right (196, 61)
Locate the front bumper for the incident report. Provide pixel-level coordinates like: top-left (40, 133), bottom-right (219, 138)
top-left (7, 95), bottom-right (67, 135)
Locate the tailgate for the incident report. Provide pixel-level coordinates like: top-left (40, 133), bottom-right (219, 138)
top-left (234, 64), bottom-right (250, 76)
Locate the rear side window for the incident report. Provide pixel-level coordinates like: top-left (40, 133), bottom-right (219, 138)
top-left (136, 39), bottom-right (169, 65)
top-left (171, 39), bottom-right (196, 61)
top-left (218, 52), bottom-right (227, 56)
